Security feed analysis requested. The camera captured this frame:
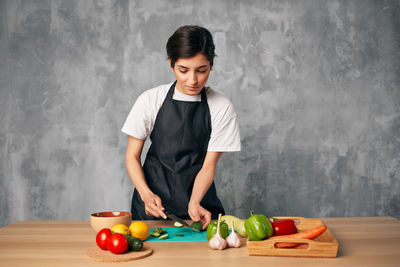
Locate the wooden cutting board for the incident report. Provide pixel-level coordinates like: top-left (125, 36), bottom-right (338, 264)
top-left (247, 217), bottom-right (338, 258)
top-left (86, 245), bottom-right (153, 262)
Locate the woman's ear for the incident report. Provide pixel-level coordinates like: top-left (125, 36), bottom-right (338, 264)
top-left (168, 58), bottom-right (174, 72)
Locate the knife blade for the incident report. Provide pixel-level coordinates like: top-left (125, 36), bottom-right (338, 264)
top-left (164, 211), bottom-right (191, 227)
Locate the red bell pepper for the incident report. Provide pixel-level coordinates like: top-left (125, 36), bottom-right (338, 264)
top-left (271, 219), bottom-right (298, 236)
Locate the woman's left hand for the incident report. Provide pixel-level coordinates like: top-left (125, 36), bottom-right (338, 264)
top-left (188, 201), bottom-right (211, 229)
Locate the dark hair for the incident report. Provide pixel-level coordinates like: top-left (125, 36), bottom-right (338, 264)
top-left (166, 25), bottom-right (216, 68)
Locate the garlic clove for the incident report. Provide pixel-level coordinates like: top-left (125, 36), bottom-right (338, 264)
top-left (226, 220), bottom-right (242, 248)
top-left (208, 213), bottom-right (227, 250)
top-left (209, 234), bottom-right (227, 250)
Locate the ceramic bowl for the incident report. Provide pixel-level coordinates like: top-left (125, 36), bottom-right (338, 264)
top-left (90, 211), bottom-right (132, 233)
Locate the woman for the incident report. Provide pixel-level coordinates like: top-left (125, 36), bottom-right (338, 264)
top-left (122, 25), bottom-right (240, 229)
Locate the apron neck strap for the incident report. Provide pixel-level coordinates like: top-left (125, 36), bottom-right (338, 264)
top-left (168, 81), bottom-right (208, 103)
top-left (200, 86), bottom-right (207, 103)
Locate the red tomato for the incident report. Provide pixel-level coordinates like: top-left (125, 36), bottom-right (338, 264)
top-left (96, 228), bottom-right (112, 250)
top-left (107, 233), bottom-right (129, 254)
top-left (271, 219), bottom-right (298, 236)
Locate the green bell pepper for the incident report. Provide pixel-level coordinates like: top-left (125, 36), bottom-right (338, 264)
top-left (206, 220), bottom-right (229, 241)
top-left (244, 210), bottom-right (273, 241)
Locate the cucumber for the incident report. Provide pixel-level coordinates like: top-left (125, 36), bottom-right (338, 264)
top-left (159, 234), bottom-right (169, 240)
top-left (150, 231), bottom-right (160, 237)
top-left (151, 227), bottom-right (166, 237)
top-left (173, 221), bottom-right (184, 227)
top-left (191, 221), bottom-right (203, 232)
top-left (123, 235), bottom-right (143, 251)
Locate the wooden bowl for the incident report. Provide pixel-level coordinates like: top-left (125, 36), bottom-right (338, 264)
top-left (90, 211), bottom-right (132, 233)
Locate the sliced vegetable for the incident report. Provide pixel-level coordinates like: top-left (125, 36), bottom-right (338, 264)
top-left (173, 221), bottom-right (184, 227)
top-left (269, 224), bottom-right (327, 248)
top-left (155, 227), bottom-right (166, 234)
top-left (191, 221), bottom-right (203, 232)
top-left (244, 210), bottom-right (273, 241)
top-left (150, 231), bottom-right (160, 237)
top-left (172, 234), bottom-right (184, 237)
top-left (151, 227), bottom-right (166, 237)
top-left (159, 234), bottom-right (169, 240)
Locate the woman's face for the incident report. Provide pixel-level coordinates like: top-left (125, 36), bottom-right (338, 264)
top-left (170, 53), bottom-right (211, 96)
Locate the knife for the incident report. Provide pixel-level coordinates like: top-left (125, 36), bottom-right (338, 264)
top-left (164, 210), bottom-right (191, 227)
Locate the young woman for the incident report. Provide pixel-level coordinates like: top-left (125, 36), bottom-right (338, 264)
top-left (122, 25), bottom-right (240, 229)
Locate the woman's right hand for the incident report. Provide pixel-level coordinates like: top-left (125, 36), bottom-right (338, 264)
top-left (141, 192), bottom-right (167, 219)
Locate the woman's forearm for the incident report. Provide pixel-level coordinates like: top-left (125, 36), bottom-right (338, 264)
top-left (190, 152), bottom-right (222, 204)
top-left (125, 136), bottom-right (152, 200)
top-left (190, 167), bottom-right (215, 204)
top-left (125, 155), bottom-right (152, 200)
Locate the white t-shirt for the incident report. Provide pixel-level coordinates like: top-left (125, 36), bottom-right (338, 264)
top-left (121, 82), bottom-right (241, 152)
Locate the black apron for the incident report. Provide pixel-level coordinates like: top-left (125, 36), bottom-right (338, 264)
top-left (131, 81), bottom-right (225, 220)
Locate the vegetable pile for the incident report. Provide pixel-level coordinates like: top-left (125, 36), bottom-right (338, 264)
top-left (95, 222), bottom-right (147, 254)
top-left (207, 211), bottom-right (328, 250)
top-left (243, 211), bottom-right (328, 248)
top-left (149, 220), bottom-right (204, 240)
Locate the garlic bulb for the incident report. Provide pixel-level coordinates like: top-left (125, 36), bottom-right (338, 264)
top-left (226, 220), bottom-right (242, 248)
top-left (209, 213), bottom-right (227, 250)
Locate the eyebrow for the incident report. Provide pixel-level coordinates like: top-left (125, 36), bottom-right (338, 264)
top-left (177, 64), bottom-right (209, 69)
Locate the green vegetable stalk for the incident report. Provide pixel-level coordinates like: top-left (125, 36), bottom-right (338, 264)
top-left (244, 210), bottom-right (273, 241)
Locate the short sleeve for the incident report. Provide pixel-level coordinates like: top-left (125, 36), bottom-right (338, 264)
top-left (121, 93), bottom-right (153, 140)
top-left (207, 100), bottom-right (241, 152)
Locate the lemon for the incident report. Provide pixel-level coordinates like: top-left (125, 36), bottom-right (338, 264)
top-left (129, 221), bottom-right (149, 241)
top-left (111, 224), bottom-right (130, 235)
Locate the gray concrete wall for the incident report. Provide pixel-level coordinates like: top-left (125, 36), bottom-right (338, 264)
top-left (1, 0), bottom-right (399, 227)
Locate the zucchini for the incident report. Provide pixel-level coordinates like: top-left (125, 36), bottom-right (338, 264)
top-left (221, 215), bottom-right (247, 237)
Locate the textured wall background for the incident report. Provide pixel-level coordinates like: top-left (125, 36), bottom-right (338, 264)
top-left (1, 0), bottom-right (399, 227)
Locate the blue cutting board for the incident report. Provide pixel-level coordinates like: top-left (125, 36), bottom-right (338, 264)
top-left (146, 227), bottom-right (208, 242)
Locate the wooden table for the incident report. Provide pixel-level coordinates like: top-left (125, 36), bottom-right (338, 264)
top-left (0, 217), bottom-right (399, 266)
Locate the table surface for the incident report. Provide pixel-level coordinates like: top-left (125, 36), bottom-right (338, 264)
top-left (0, 216), bottom-right (399, 267)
